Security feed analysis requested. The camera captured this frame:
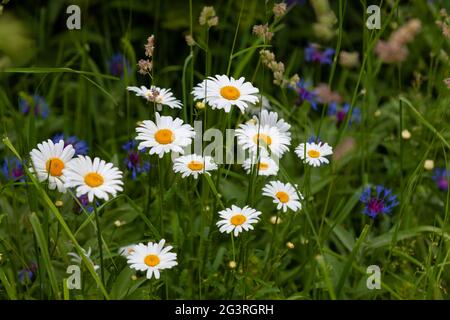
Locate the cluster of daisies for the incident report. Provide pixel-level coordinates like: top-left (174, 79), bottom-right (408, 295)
top-left (25, 74), bottom-right (336, 280)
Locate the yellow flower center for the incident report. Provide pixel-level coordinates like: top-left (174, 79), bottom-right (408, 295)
top-left (187, 160), bottom-right (204, 171)
top-left (253, 134), bottom-right (272, 146)
top-left (230, 214), bottom-right (246, 226)
top-left (84, 172), bottom-right (104, 187)
top-left (307, 150), bottom-right (321, 158)
top-left (220, 86), bottom-right (240, 100)
top-left (45, 158), bottom-right (65, 177)
top-left (144, 254), bottom-right (160, 267)
top-left (258, 162), bottom-right (269, 170)
top-left (155, 129), bottom-right (174, 145)
top-left (276, 191), bottom-right (290, 203)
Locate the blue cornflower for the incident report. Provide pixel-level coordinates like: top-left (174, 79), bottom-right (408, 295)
top-left (292, 80), bottom-right (318, 110)
top-left (432, 168), bottom-right (449, 191)
top-left (19, 92), bottom-right (49, 118)
top-left (52, 134), bottom-right (88, 156)
top-left (328, 102), bottom-right (361, 126)
top-left (18, 263), bottom-right (38, 284)
top-left (108, 53), bottom-right (131, 78)
top-left (360, 185), bottom-right (399, 218)
top-left (122, 140), bottom-right (151, 180)
top-left (2, 157), bottom-right (25, 181)
top-left (77, 194), bottom-right (95, 213)
top-left (304, 43), bottom-right (335, 65)
top-left (307, 135), bottom-right (322, 143)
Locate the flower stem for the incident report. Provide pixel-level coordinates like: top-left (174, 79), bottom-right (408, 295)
top-left (93, 199), bottom-right (105, 287)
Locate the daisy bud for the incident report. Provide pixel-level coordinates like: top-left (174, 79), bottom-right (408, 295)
top-left (401, 129), bottom-right (411, 140)
top-left (286, 241), bottom-right (295, 249)
top-left (55, 200), bottom-right (64, 207)
top-left (131, 275), bottom-right (138, 281)
top-left (269, 215), bottom-right (282, 225)
top-left (228, 261), bottom-right (237, 269)
top-left (374, 110), bottom-right (381, 117)
top-left (114, 220), bottom-right (125, 227)
top-left (195, 101), bottom-right (206, 110)
top-left (424, 160), bottom-right (434, 171)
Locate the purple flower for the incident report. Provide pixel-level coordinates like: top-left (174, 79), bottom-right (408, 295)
top-left (123, 140), bottom-right (151, 180)
top-left (76, 194), bottom-right (95, 213)
top-left (328, 102), bottom-right (361, 126)
top-left (360, 185), bottom-right (399, 218)
top-left (304, 43), bottom-right (335, 65)
top-left (52, 134), bottom-right (88, 156)
top-left (19, 92), bottom-right (49, 118)
top-left (432, 168), bottom-right (449, 191)
top-left (307, 135), bottom-right (322, 143)
top-left (18, 263), bottom-right (38, 283)
top-left (292, 80), bottom-right (318, 110)
top-left (108, 53), bottom-right (131, 78)
top-left (2, 157), bottom-right (25, 181)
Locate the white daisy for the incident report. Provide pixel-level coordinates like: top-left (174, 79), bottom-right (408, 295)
top-left (236, 110), bottom-right (291, 157)
top-left (136, 113), bottom-right (195, 158)
top-left (68, 247), bottom-right (100, 271)
top-left (173, 154), bottom-right (218, 179)
top-left (242, 155), bottom-right (279, 176)
top-left (119, 244), bottom-right (137, 258)
top-left (127, 85), bottom-right (182, 110)
top-left (126, 239), bottom-right (177, 280)
top-left (295, 141), bottom-right (333, 167)
top-left (63, 155), bottom-right (123, 202)
top-left (192, 75), bottom-right (259, 113)
top-left (246, 95), bottom-right (272, 116)
top-left (29, 139), bottom-right (76, 193)
top-left (216, 205), bottom-right (262, 237)
top-left (262, 180), bottom-right (303, 212)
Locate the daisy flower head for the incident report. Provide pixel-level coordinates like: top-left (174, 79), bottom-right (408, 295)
top-left (127, 85), bottom-right (182, 110)
top-left (246, 95), bottom-right (272, 116)
top-left (295, 141), bottom-right (333, 167)
top-left (135, 113), bottom-right (195, 158)
top-left (236, 110), bottom-right (291, 158)
top-left (360, 185), bottom-right (399, 218)
top-left (119, 244), bottom-right (137, 258)
top-left (68, 247), bottom-right (99, 271)
top-left (173, 154), bottom-right (218, 179)
top-left (242, 155), bottom-right (279, 176)
top-left (192, 75), bottom-right (259, 113)
top-left (29, 139), bottom-right (76, 192)
top-left (127, 239), bottom-right (177, 280)
top-left (63, 155), bottom-right (123, 202)
top-left (216, 205), bottom-right (262, 237)
top-left (262, 180), bottom-right (303, 212)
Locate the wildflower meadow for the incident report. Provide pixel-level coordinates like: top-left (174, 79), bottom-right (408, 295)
top-left (1, 0), bottom-right (450, 303)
